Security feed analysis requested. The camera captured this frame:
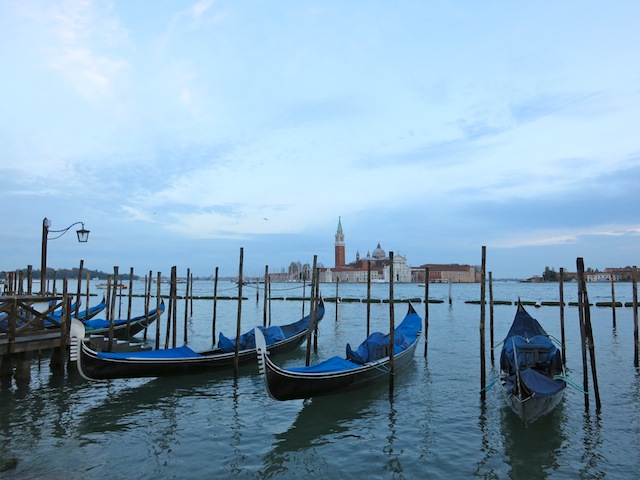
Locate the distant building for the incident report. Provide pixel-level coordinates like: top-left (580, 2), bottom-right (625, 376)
top-left (411, 264), bottom-right (479, 283)
top-left (318, 219), bottom-right (411, 283)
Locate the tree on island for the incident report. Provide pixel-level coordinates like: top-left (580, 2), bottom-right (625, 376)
top-left (542, 266), bottom-right (557, 282)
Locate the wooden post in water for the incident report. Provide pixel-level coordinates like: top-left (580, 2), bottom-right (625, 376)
top-left (479, 246), bottom-right (487, 401)
top-left (164, 268), bottom-right (174, 349)
top-left (190, 272), bottom-right (194, 317)
top-left (184, 267), bottom-right (190, 343)
top-left (27, 265), bottom-right (33, 294)
top-left (56, 279), bottom-right (70, 373)
top-left (212, 266), bottom-right (219, 345)
top-left (576, 261), bottom-right (590, 409)
top-left (263, 265), bottom-right (269, 327)
top-left (171, 266), bottom-right (178, 348)
top-left (577, 257), bottom-right (602, 411)
top-left (85, 270), bottom-right (90, 321)
top-left (75, 260), bottom-right (83, 318)
top-left (301, 271), bottom-right (306, 318)
top-left (143, 270), bottom-right (151, 341)
top-left (633, 266), bottom-right (639, 368)
top-left (489, 271), bottom-right (495, 366)
top-left (335, 277), bottom-right (339, 323)
top-left (126, 267), bottom-right (134, 339)
top-left (610, 273), bottom-right (617, 329)
top-left (389, 251), bottom-right (395, 395)
top-left (155, 272), bottom-right (162, 350)
top-left (424, 267), bottom-right (429, 358)
top-left (559, 267), bottom-right (566, 366)
top-left (448, 279), bottom-right (452, 305)
top-left (366, 261), bottom-right (371, 337)
top-left (268, 275), bottom-right (272, 327)
top-left (234, 248), bottom-right (244, 377)
top-left (305, 255), bottom-right (318, 365)
top-left (313, 265), bottom-right (319, 351)
top-left (107, 274), bottom-right (115, 352)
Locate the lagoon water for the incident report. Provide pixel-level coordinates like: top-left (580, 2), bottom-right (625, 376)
top-left (1, 279), bottom-right (639, 479)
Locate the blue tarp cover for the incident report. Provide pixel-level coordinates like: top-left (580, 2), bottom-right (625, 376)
top-left (218, 325), bottom-right (286, 353)
top-left (97, 345), bottom-right (201, 360)
top-left (509, 368), bottom-right (565, 398)
top-left (288, 356), bottom-right (362, 373)
top-left (345, 310), bottom-right (421, 364)
top-left (500, 302), bottom-right (563, 378)
top-left (82, 305), bottom-right (163, 331)
top-left (286, 309), bottom-right (422, 373)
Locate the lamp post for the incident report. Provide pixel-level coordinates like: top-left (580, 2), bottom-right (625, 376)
top-left (40, 217), bottom-right (90, 295)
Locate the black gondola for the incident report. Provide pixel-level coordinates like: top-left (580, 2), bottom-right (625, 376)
top-left (255, 302), bottom-right (422, 401)
top-left (70, 298), bottom-right (324, 380)
top-left (499, 300), bottom-right (566, 424)
top-left (80, 300), bottom-right (165, 339)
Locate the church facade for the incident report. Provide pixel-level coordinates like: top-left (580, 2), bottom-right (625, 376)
top-left (318, 218), bottom-right (412, 283)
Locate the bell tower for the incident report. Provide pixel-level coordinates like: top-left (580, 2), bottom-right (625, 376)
top-left (334, 217), bottom-right (345, 267)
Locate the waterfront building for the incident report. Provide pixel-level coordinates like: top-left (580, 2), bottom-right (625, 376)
top-left (411, 263), bottom-right (479, 283)
top-left (319, 219), bottom-right (411, 283)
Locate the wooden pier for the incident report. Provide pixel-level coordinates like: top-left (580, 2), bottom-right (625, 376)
top-left (0, 294), bottom-right (71, 384)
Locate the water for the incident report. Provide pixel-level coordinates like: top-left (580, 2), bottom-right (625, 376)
top-left (1, 280), bottom-right (639, 479)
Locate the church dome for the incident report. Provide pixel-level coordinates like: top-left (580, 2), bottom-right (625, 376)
top-left (372, 242), bottom-right (386, 259)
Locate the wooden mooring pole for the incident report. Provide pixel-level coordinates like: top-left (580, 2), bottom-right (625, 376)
top-left (184, 267), bottom-right (190, 343)
top-left (263, 266), bottom-right (269, 327)
top-left (155, 272), bottom-right (161, 350)
top-left (577, 257), bottom-right (601, 411)
top-left (234, 248), bottom-right (244, 377)
top-left (75, 260), bottom-right (83, 318)
top-left (633, 266), bottom-right (638, 368)
top-left (212, 266), bottom-right (219, 346)
top-left (335, 278), bottom-right (339, 323)
top-left (366, 262), bottom-right (371, 337)
top-left (610, 273), bottom-right (617, 329)
top-left (559, 267), bottom-right (566, 366)
top-left (424, 266), bottom-right (429, 358)
top-left (389, 251), bottom-right (395, 396)
top-left (479, 246), bottom-right (487, 401)
top-left (305, 255), bottom-right (318, 365)
top-left (489, 271), bottom-right (494, 366)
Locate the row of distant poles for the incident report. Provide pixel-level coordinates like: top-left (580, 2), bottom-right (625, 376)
top-left (479, 245), bottom-right (640, 413)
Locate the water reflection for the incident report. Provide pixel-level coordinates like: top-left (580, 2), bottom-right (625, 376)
top-left (500, 404), bottom-right (566, 479)
top-left (262, 382), bottom-right (390, 477)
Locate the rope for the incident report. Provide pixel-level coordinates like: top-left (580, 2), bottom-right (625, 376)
top-left (369, 362), bottom-right (392, 374)
top-left (554, 374), bottom-right (589, 395)
top-left (480, 376), bottom-right (499, 393)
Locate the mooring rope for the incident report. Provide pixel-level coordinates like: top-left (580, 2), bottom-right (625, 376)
top-left (554, 374), bottom-right (588, 394)
top-left (479, 376), bottom-right (500, 393)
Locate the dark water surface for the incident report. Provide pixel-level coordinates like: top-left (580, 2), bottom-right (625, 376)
top-left (1, 280), bottom-right (639, 479)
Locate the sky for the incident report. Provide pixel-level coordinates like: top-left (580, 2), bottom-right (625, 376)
top-left (1, 1), bottom-right (639, 280)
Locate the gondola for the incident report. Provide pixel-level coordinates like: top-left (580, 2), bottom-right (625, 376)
top-left (50, 296), bottom-right (107, 322)
top-left (499, 299), bottom-right (566, 424)
top-left (70, 298), bottom-right (325, 380)
top-left (255, 302), bottom-right (422, 401)
top-left (79, 300), bottom-right (165, 339)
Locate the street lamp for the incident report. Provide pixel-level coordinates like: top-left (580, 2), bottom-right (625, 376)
top-left (40, 217), bottom-right (90, 295)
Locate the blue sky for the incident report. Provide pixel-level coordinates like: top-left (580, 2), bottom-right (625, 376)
top-left (1, 1), bottom-right (639, 279)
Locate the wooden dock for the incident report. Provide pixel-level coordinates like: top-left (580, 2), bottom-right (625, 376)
top-left (0, 294), bottom-right (71, 383)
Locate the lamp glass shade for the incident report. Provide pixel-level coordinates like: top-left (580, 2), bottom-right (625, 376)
top-left (76, 228), bottom-right (90, 243)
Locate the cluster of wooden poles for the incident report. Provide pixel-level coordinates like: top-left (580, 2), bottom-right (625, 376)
top-left (479, 246), bottom-right (640, 413)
